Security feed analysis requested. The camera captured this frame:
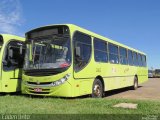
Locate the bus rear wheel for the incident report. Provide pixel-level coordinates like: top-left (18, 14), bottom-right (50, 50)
top-left (132, 76), bottom-right (138, 90)
top-left (92, 79), bottom-right (103, 98)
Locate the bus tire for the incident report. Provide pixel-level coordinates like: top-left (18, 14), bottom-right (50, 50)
top-left (92, 79), bottom-right (103, 98)
top-left (132, 76), bottom-right (138, 90)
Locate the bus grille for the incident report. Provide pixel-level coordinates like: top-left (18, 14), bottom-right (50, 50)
top-left (27, 81), bottom-right (53, 85)
top-left (28, 88), bottom-right (50, 94)
top-left (30, 91), bottom-right (50, 94)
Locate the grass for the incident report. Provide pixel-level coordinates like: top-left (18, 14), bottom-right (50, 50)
top-left (0, 94), bottom-right (160, 120)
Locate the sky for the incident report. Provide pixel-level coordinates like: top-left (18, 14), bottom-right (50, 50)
top-left (0, 0), bottom-right (160, 69)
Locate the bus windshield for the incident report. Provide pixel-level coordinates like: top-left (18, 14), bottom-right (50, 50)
top-left (24, 35), bottom-right (71, 70)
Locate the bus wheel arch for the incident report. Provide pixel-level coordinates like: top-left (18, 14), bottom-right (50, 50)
top-left (96, 76), bottom-right (105, 91)
top-left (91, 76), bottom-right (104, 98)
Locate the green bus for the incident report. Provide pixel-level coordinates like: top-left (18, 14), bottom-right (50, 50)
top-left (0, 34), bottom-right (25, 92)
top-left (22, 24), bottom-right (148, 97)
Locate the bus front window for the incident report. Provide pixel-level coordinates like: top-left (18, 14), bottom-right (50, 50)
top-left (24, 36), bottom-right (71, 70)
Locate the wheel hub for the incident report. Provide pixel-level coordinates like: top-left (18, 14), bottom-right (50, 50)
top-left (93, 84), bottom-right (101, 97)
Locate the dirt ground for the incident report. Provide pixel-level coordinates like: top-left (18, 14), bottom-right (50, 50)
top-left (105, 78), bottom-right (160, 100)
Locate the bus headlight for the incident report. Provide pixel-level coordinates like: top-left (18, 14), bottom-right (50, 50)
top-left (51, 74), bottom-right (71, 86)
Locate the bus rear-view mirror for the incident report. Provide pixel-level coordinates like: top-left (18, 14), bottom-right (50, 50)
top-left (75, 47), bottom-right (80, 57)
top-left (9, 49), bottom-right (13, 58)
top-left (20, 46), bottom-right (23, 54)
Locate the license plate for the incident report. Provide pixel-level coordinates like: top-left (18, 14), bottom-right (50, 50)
top-left (34, 88), bottom-right (42, 92)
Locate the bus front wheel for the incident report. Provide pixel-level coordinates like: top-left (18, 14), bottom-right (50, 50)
top-left (92, 79), bottom-right (103, 98)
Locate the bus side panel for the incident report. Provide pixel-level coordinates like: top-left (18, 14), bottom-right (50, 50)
top-left (138, 67), bottom-right (148, 84)
top-left (127, 66), bottom-right (137, 86)
top-left (1, 69), bottom-right (21, 92)
top-left (73, 56), bottom-right (97, 79)
top-left (104, 65), bottom-right (139, 91)
top-left (73, 79), bottom-right (93, 96)
top-left (102, 63), bottom-right (134, 91)
top-left (0, 54), bottom-right (2, 92)
top-left (0, 42), bottom-right (4, 92)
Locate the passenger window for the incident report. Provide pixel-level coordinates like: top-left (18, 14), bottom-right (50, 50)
top-left (108, 43), bottom-right (119, 64)
top-left (133, 52), bottom-right (138, 66)
top-left (128, 50), bottom-right (133, 65)
top-left (138, 54), bottom-right (143, 66)
top-left (119, 47), bottom-right (128, 65)
top-left (73, 32), bottom-right (91, 72)
top-left (94, 38), bottom-right (108, 62)
top-left (142, 55), bottom-right (146, 67)
top-left (3, 41), bottom-right (26, 71)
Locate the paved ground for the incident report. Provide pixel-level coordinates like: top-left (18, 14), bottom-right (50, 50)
top-left (105, 78), bottom-right (160, 100)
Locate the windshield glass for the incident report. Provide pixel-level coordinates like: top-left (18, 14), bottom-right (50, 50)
top-left (24, 33), bottom-right (71, 70)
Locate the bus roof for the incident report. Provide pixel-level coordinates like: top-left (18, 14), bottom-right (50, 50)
top-left (0, 34), bottom-right (25, 43)
top-left (26, 24), bottom-right (146, 55)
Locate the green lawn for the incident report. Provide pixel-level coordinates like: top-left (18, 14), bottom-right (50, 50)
top-left (0, 95), bottom-right (160, 120)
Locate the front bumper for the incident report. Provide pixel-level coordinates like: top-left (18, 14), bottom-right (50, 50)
top-left (21, 80), bottom-right (73, 97)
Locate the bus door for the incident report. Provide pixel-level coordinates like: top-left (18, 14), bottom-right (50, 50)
top-left (2, 40), bottom-right (25, 92)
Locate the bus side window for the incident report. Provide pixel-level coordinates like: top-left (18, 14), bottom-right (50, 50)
top-left (138, 54), bottom-right (143, 67)
top-left (138, 54), bottom-right (141, 66)
top-left (73, 32), bottom-right (91, 72)
top-left (3, 41), bottom-right (26, 71)
top-left (108, 43), bottom-right (119, 64)
top-left (133, 52), bottom-right (138, 66)
top-left (94, 38), bottom-right (108, 63)
top-left (119, 47), bottom-right (128, 65)
top-left (128, 50), bottom-right (133, 66)
top-left (142, 55), bottom-right (146, 67)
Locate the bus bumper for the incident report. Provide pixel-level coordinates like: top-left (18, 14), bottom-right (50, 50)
top-left (21, 81), bottom-right (73, 97)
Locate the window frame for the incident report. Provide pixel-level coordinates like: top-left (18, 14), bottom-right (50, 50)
top-left (142, 55), bottom-right (147, 67)
top-left (108, 43), bottom-right (119, 64)
top-left (94, 37), bottom-right (108, 63)
top-left (73, 31), bottom-right (92, 72)
top-left (132, 51), bottom-right (138, 66)
top-left (3, 39), bottom-right (26, 71)
top-left (128, 50), bottom-right (134, 66)
top-left (119, 46), bottom-right (128, 65)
